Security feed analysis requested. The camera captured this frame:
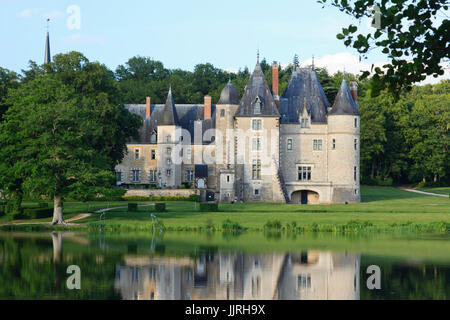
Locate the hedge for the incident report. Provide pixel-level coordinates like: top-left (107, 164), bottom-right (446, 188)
top-left (0, 205), bottom-right (5, 217)
top-left (199, 203), bottom-right (219, 212)
top-left (155, 203), bottom-right (166, 212)
top-left (128, 203), bottom-right (138, 212)
top-left (123, 195), bottom-right (201, 202)
top-left (22, 208), bottom-right (53, 219)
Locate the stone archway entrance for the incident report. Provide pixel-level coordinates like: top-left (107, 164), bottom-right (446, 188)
top-left (291, 190), bottom-right (320, 205)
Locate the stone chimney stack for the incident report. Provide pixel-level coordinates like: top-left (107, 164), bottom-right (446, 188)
top-left (272, 62), bottom-right (280, 108)
top-left (349, 82), bottom-right (358, 103)
top-left (204, 95), bottom-right (212, 119)
top-left (146, 97), bottom-right (151, 118)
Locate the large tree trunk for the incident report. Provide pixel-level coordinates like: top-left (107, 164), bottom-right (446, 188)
top-left (52, 195), bottom-right (66, 225)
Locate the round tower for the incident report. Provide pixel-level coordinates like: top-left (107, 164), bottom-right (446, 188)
top-left (327, 80), bottom-right (360, 203)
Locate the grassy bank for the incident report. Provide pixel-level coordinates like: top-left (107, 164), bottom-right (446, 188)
top-left (1, 186), bottom-right (448, 233)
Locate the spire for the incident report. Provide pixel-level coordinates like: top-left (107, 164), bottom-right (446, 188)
top-left (160, 86), bottom-right (179, 126)
top-left (312, 55), bottom-right (315, 71)
top-left (44, 19), bottom-right (51, 64)
top-left (257, 49), bottom-right (260, 64)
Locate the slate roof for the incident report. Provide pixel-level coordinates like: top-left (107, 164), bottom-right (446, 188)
top-left (217, 80), bottom-right (240, 105)
top-left (279, 68), bottom-right (330, 124)
top-left (235, 63), bottom-right (280, 117)
top-left (329, 80), bottom-right (360, 116)
top-left (160, 87), bottom-right (179, 126)
top-left (125, 103), bottom-right (216, 145)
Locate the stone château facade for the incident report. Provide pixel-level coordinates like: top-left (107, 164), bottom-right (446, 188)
top-left (115, 60), bottom-right (361, 204)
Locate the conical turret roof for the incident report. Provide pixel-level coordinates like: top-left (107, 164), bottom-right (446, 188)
top-left (44, 32), bottom-right (51, 64)
top-left (160, 87), bottom-right (179, 125)
top-left (218, 80), bottom-right (240, 105)
top-left (329, 80), bottom-right (360, 115)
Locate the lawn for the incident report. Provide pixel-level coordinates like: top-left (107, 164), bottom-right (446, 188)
top-left (74, 186), bottom-right (449, 232)
top-left (2, 186), bottom-right (448, 232)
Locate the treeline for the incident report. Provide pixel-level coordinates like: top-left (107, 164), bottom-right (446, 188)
top-left (0, 53), bottom-right (448, 187)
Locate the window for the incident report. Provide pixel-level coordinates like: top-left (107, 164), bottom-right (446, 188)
top-left (355, 118), bottom-right (358, 128)
top-left (354, 167), bottom-right (357, 182)
top-left (297, 166), bottom-right (312, 181)
top-left (252, 160), bottom-right (261, 180)
top-left (166, 169), bottom-right (172, 177)
top-left (227, 175), bottom-right (230, 183)
top-left (254, 188), bottom-right (260, 196)
top-left (167, 148), bottom-right (172, 155)
top-left (151, 133), bottom-right (157, 144)
top-left (134, 149), bottom-right (140, 160)
top-left (167, 158), bottom-right (172, 165)
top-left (252, 276), bottom-right (261, 297)
top-left (301, 118), bottom-right (310, 128)
top-left (151, 149), bottom-right (156, 160)
top-left (252, 119), bottom-right (262, 131)
top-left (166, 135), bottom-right (171, 143)
top-left (131, 170), bottom-right (140, 182)
top-left (253, 97), bottom-right (262, 114)
top-left (185, 170), bottom-right (194, 182)
top-left (149, 170), bottom-right (157, 182)
top-left (332, 139), bottom-right (336, 150)
top-left (313, 139), bottom-right (323, 151)
top-left (297, 274), bottom-right (311, 290)
top-left (186, 148), bottom-right (192, 161)
top-left (287, 139), bottom-right (293, 151)
top-left (354, 139), bottom-right (358, 150)
top-left (252, 138), bottom-right (262, 151)
top-left (116, 171), bottom-right (122, 182)
top-left (220, 109), bottom-right (225, 117)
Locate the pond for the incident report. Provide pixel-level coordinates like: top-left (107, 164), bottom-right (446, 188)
top-left (0, 231), bottom-right (448, 300)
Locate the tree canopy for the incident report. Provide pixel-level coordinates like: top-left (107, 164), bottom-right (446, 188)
top-left (319, 0), bottom-right (449, 94)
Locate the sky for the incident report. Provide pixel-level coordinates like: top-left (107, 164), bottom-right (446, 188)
top-left (1, 0), bottom-right (448, 84)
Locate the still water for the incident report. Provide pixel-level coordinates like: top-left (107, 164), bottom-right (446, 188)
top-left (0, 231), bottom-right (448, 300)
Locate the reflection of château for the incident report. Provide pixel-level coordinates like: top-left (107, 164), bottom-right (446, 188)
top-left (114, 251), bottom-right (360, 300)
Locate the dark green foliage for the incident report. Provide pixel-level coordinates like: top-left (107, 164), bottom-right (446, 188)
top-left (154, 203), bottom-right (166, 212)
top-left (123, 195), bottom-right (196, 202)
top-left (22, 207), bottom-right (53, 219)
top-left (319, 0), bottom-right (449, 94)
top-left (199, 203), bottom-right (219, 212)
top-left (127, 203), bottom-right (138, 212)
top-left (264, 219), bottom-right (283, 230)
top-left (221, 219), bottom-right (244, 232)
top-left (38, 202), bottom-right (49, 208)
top-left (188, 194), bottom-right (201, 202)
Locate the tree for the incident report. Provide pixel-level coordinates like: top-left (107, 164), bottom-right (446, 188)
top-left (0, 52), bottom-right (141, 225)
top-left (319, 0), bottom-right (449, 94)
top-left (0, 67), bottom-right (20, 121)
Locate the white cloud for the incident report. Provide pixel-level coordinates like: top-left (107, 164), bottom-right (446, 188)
top-left (17, 9), bottom-right (32, 18)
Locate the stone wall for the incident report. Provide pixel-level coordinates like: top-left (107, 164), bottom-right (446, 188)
top-left (124, 189), bottom-right (199, 198)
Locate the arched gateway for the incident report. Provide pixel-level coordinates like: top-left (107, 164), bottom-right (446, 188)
top-left (291, 190), bottom-right (320, 205)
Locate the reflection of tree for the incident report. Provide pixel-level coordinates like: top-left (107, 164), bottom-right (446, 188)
top-left (0, 234), bottom-right (122, 300)
top-left (361, 262), bottom-right (449, 300)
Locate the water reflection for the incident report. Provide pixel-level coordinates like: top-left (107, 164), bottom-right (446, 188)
top-left (0, 232), bottom-right (448, 300)
top-left (115, 252), bottom-right (360, 300)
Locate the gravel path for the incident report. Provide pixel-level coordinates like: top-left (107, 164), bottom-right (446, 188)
top-left (402, 189), bottom-right (449, 198)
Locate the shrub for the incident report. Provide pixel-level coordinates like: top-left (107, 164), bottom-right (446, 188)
top-left (264, 219), bottom-right (282, 230)
top-left (221, 219), bottom-right (244, 232)
top-left (155, 203), bottom-right (166, 212)
top-left (0, 205), bottom-right (5, 217)
top-left (199, 203), bottom-right (219, 212)
top-left (128, 203), bottom-right (138, 212)
top-left (38, 202), bottom-right (48, 208)
top-left (189, 194), bottom-right (201, 202)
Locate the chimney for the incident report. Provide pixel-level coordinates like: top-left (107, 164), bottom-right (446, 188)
top-left (204, 96), bottom-right (212, 119)
top-left (272, 62), bottom-right (280, 108)
top-left (146, 97), bottom-right (151, 118)
top-left (349, 82), bottom-right (358, 103)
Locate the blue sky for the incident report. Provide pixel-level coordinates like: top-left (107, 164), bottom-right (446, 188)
top-left (0, 0), bottom-right (447, 83)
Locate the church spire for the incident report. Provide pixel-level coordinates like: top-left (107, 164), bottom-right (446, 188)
top-left (44, 19), bottom-right (51, 64)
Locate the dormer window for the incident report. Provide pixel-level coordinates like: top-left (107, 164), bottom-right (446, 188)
top-left (253, 96), bottom-right (263, 115)
top-left (301, 118), bottom-right (310, 128)
top-left (150, 131), bottom-right (157, 144)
